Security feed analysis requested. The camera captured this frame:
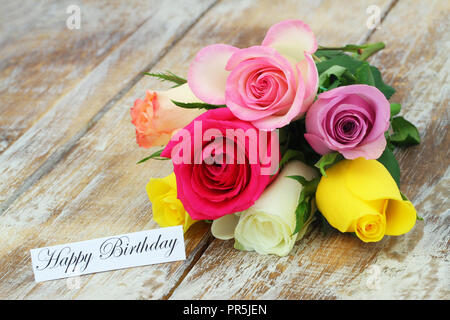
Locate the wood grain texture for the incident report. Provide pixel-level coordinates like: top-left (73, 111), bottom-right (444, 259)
top-left (0, 0), bottom-right (448, 300)
top-left (0, 0), bottom-right (216, 207)
top-left (0, 0), bottom-right (392, 299)
top-left (0, 0), bottom-right (218, 299)
top-left (169, 0), bottom-right (450, 300)
top-left (0, 0), bottom-right (163, 153)
top-left (0, 0), bottom-right (219, 298)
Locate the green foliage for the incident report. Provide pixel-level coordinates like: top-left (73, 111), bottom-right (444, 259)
top-left (314, 152), bottom-right (343, 176)
top-left (316, 54), bottom-right (363, 74)
top-left (390, 116), bottom-right (421, 146)
top-left (137, 148), bottom-right (169, 164)
top-left (315, 53), bottom-right (395, 99)
top-left (390, 103), bottom-right (402, 117)
top-left (376, 147), bottom-right (401, 187)
top-left (286, 176), bottom-right (321, 235)
top-left (356, 62), bottom-right (375, 86)
top-left (283, 119), bottom-right (321, 167)
top-left (171, 100), bottom-right (226, 110)
top-left (144, 71), bottom-right (187, 87)
top-left (318, 65), bottom-right (352, 93)
top-left (278, 149), bottom-right (305, 170)
top-left (364, 65), bottom-right (395, 99)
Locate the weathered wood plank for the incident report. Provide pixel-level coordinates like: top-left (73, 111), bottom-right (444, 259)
top-left (0, 0), bottom-right (392, 299)
top-left (0, 0), bottom-right (170, 153)
top-left (169, 0), bottom-right (450, 299)
top-left (0, 0), bottom-right (216, 207)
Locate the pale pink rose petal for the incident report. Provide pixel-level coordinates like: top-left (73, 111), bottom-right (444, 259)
top-left (297, 54), bottom-right (319, 107)
top-left (225, 46), bottom-right (295, 76)
top-left (262, 19), bottom-right (318, 63)
top-left (339, 134), bottom-right (387, 160)
top-left (304, 133), bottom-right (334, 155)
top-left (188, 44), bottom-right (239, 105)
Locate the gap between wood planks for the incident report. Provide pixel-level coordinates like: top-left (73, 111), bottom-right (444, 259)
top-left (161, 231), bottom-right (215, 300)
top-left (0, 0), bottom-right (220, 216)
top-left (0, 0), bottom-right (400, 298)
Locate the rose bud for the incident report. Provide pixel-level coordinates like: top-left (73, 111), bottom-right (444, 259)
top-left (316, 158), bottom-right (417, 242)
top-left (130, 84), bottom-right (204, 148)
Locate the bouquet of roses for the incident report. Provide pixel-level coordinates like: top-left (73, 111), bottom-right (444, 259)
top-left (130, 20), bottom-right (421, 256)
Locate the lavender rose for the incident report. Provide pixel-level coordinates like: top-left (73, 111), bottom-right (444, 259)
top-left (304, 84), bottom-right (390, 159)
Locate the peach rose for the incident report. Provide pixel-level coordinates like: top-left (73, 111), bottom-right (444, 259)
top-left (130, 84), bottom-right (204, 148)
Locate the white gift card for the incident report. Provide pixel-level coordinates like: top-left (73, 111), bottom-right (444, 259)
top-left (30, 225), bottom-right (186, 282)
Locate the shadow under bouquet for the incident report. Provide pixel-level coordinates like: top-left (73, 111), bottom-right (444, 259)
top-left (131, 20), bottom-right (421, 257)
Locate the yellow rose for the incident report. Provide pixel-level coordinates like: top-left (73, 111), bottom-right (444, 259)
top-left (316, 157), bottom-right (417, 242)
top-left (146, 173), bottom-right (196, 233)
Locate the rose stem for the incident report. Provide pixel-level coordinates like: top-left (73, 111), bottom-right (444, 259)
top-left (316, 42), bottom-right (385, 61)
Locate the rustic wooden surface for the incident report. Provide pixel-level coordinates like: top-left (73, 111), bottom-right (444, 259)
top-left (0, 0), bottom-right (448, 300)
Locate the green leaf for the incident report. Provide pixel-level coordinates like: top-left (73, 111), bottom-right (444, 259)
top-left (144, 71), bottom-right (187, 87)
top-left (385, 131), bottom-right (395, 152)
top-left (316, 54), bottom-right (363, 75)
top-left (390, 116), bottom-right (421, 146)
top-left (288, 176), bottom-right (321, 235)
top-left (319, 65), bottom-right (347, 89)
top-left (171, 100), bottom-right (226, 110)
top-left (376, 147), bottom-right (400, 187)
top-left (315, 50), bottom-right (346, 60)
top-left (368, 65), bottom-right (396, 99)
top-left (137, 148), bottom-right (169, 164)
top-left (279, 150), bottom-right (305, 169)
top-left (286, 175), bottom-right (309, 186)
top-left (287, 176), bottom-right (320, 201)
top-left (314, 152), bottom-right (343, 176)
top-left (317, 63), bottom-right (356, 92)
top-left (318, 44), bottom-right (363, 52)
top-left (293, 200), bottom-right (309, 234)
top-left (356, 62), bottom-right (375, 86)
top-left (400, 191), bottom-right (409, 201)
top-left (390, 103), bottom-right (401, 117)
top-left (316, 54), bottom-right (395, 99)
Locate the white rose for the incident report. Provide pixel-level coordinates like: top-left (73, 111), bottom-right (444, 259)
top-left (233, 160), bottom-right (318, 256)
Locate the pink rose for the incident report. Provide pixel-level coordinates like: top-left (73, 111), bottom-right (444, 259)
top-left (187, 20), bottom-right (318, 130)
top-left (130, 84), bottom-right (204, 148)
top-left (304, 84), bottom-right (390, 159)
top-left (160, 108), bottom-right (278, 220)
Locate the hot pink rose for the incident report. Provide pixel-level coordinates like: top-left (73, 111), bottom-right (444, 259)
top-left (188, 20), bottom-right (318, 130)
top-left (304, 84), bottom-right (390, 159)
top-left (161, 108), bottom-right (279, 220)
